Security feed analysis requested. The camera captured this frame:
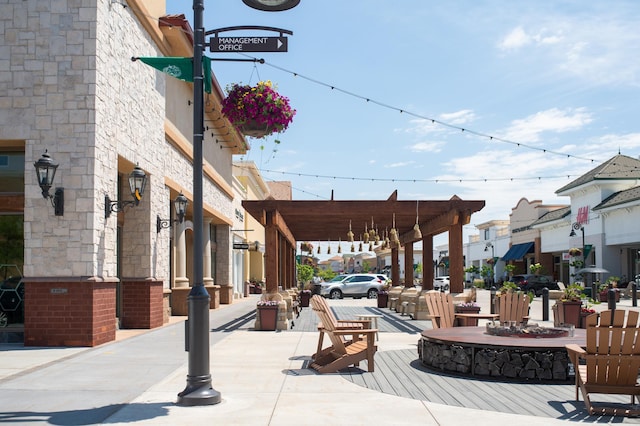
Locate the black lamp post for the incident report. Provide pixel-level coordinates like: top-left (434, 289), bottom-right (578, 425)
top-left (34, 150), bottom-right (64, 216)
top-left (484, 242), bottom-right (495, 284)
top-left (570, 222), bottom-right (586, 289)
top-left (177, 0), bottom-right (300, 407)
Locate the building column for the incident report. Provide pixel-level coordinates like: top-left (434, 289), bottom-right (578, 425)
top-left (172, 220), bottom-right (190, 315)
top-left (203, 218), bottom-right (220, 308)
top-left (422, 235), bottom-right (434, 290)
top-left (404, 243), bottom-right (414, 287)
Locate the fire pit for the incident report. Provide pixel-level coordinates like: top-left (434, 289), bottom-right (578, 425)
top-left (485, 323), bottom-right (569, 338)
top-left (418, 326), bottom-right (585, 382)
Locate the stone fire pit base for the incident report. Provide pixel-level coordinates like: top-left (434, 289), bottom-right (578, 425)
top-left (418, 327), bottom-right (585, 382)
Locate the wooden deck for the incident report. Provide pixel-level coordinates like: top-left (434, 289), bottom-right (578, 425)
top-left (295, 301), bottom-right (640, 423)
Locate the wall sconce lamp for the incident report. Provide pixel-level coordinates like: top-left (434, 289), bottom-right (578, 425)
top-left (157, 193), bottom-right (189, 233)
top-left (34, 151), bottom-right (64, 216)
top-left (105, 164), bottom-right (147, 219)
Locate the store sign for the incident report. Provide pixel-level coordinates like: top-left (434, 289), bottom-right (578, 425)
top-left (576, 206), bottom-right (589, 224)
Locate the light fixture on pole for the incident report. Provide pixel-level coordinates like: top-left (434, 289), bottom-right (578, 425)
top-left (242, 0), bottom-right (300, 11)
top-left (570, 222), bottom-right (586, 285)
top-left (105, 164), bottom-right (147, 219)
top-left (34, 150), bottom-right (64, 216)
top-left (485, 242), bottom-right (495, 283)
top-left (157, 192), bottom-right (189, 233)
top-left (178, 0), bottom-right (300, 407)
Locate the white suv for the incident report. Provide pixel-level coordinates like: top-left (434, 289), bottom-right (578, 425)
top-left (318, 274), bottom-right (389, 299)
top-left (434, 276), bottom-right (450, 291)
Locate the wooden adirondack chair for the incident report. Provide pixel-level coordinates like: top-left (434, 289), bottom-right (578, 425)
top-left (424, 291), bottom-right (457, 328)
top-left (310, 297), bottom-right (377, 373)
top-left (565, 309), bottom-right (640, 416)
top-left (497, 292), bottom-right (530, 325)
top-left (310, 296), bottom-right (371, 360)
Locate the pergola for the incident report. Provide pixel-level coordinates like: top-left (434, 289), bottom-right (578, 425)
top-left (242, 192), bottom-right (485, 294)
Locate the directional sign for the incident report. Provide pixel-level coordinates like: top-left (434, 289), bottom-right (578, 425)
top-left (233, 242), bottom-right (250, 250)
top-left (210, 36), bottom-right (288, 53)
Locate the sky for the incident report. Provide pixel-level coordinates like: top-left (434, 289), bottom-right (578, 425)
top-left (164, 1), bottom-right (640, 254)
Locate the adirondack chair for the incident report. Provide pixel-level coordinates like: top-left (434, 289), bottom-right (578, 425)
top-left (497, 292), bottom-right (530, 326)
top-left (310, 297), bottom-right (377, 373)
top-left (565, 310), bottom-right (640, 416)
top-left (310, 295), bottom-right (372, 360)
top-left (424, 291), bottom-right (457, 328)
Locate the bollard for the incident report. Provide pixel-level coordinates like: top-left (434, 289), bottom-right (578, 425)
top-left (490, 286), bottom-right (497, 314)
top-left (608, 288), bottom-right (617, 311)
top-left (542, 287), bottom-right (549, 321)
top-left (633, 282), bottom-right (638, 307)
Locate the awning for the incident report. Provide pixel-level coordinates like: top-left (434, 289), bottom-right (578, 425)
top-left (501, 242), bottom-right (534, 261)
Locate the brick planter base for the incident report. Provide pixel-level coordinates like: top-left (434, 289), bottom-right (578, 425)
top-left (24, 278), bottom-right (117, 347)
top-left (120, 278), bottom-right (164, 329)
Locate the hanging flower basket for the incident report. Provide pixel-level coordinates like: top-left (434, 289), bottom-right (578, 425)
top-left (221, 81), bottom-right (295, 139)
top-left (568, 248), bottom-right (582, 256)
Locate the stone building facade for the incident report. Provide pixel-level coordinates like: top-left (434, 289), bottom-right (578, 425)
top-left (0, 1), bottom-right (246, 346)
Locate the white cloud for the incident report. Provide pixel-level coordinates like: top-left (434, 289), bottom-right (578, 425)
top-left (497, 15), bottom-right (640, 86)
top-left (408, 141), bottom-right (444, 152)
top-left (498, 26), bottom-right (531, 50)
top-left (500, 107), bottom-right (592, 143)
top-left (384, 161), bottom-right (415, 168)
top-left (439, 109), bottom-right (477, 125)
top-left (498, 26), bottom-right (563, 51)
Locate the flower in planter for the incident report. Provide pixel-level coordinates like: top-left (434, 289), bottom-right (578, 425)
top-left (256, 300), bottom-right (280, 307)
top-left (221, 80), bottom-right (295, 138)
top-left (456, 302), bottom-right (479, 308)
top-left (581, 307), bottom-right (596, 314)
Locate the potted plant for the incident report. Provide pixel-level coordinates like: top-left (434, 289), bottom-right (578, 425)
top-left (256, 300), bottom-right (280, 331)
top-left (580, 306), bottom-right (597, 328)
top-left (598, 277), bottom-right (621, 302)
top-left (553, 283), bottom-right (584, 327)
top-left (455, 301), bottom-right (480, 314)
top-left (568, 247), bottom-right (583, 256)
top-left (221, 80), bottom-right (295, 138)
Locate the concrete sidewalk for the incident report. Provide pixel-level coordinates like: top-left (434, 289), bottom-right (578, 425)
top-left (0, 291), bottom-right (637, 425)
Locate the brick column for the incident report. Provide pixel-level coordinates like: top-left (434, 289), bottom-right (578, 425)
top-left (24, 278), bottom-right (117, 347)
top-left (120, 278), bottom-right (163, 329)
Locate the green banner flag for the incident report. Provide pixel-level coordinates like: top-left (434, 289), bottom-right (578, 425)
top-left (136, 57), bottom-right (212, 94)
top-left (584, 244), bottom-right (593, 261)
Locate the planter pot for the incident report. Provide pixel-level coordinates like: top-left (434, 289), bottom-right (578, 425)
top-left (455, 306), bottom-right (481, 314)
top-left (257, 306), bottom-right (278, 331)
top-left (377, 293), bottom-right (389, 308)
top-left (598, 290), bottom-right (620, 303)
top-left (299, 292), bottom-right (311, 307)
top-left (239, 120), bottom-right (272, 138)
top-left (553, 301), bottom-right (582, 328)
top-left (580, 312), bottom-right (598, 328)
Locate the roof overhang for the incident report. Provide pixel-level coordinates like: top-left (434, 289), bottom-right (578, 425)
top-left (242, 194), bottom-right (485, 244)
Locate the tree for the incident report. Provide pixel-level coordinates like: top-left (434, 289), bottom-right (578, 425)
top-left (296, 264), bottom-right (314, 288)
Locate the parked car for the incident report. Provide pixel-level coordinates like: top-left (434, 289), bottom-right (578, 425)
top-left (317, 273), bottom-right (389, 299)
top-left (511, 274), bottom-right (559, 296)
top-left (434, 276), bottom-right (450, 291)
